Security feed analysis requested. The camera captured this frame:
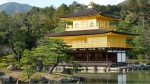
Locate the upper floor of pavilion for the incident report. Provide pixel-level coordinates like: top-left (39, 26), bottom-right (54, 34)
top-left (60, 5), bottom-right (120, 31)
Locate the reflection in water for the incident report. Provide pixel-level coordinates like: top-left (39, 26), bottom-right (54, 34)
top-left (118, 74), bottom-right (126, 84)
top-left (75, 70), bottom-right (150, 84)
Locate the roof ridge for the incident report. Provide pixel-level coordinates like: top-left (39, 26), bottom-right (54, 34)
top-left (60, 7), bottom-right (120, 19)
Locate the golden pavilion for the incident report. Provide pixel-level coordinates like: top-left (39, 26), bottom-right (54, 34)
top-left (46, 5), bottom-right (137, 68)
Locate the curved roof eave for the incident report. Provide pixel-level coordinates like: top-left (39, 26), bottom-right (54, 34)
top-left (60, 8), bottom-right (120, 19)
top-left (46, 29), bottom-right (138, 37)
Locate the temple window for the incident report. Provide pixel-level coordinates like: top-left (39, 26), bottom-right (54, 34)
top-left (90, 22), bottom-right (94, 27)
top-left (75, 23), bottom-right (79, 28)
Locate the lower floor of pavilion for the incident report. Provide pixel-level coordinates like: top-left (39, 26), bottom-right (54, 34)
top-left (65, 48), bottom-right (128, 67)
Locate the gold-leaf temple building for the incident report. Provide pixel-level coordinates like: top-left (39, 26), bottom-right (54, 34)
top-left (46, 5), bottom-right (137, 72)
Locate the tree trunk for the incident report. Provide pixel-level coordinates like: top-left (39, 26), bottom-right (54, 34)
top-left (48, 64), bottom-right (57, 74)
top-left (48, 57), bottom-right (59, 74)
top-left (37, 60), bottom-right (43, 72)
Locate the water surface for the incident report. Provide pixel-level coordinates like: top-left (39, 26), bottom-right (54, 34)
top-left (75, 70), bottom-right (150, 84)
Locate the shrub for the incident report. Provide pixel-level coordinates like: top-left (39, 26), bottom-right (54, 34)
top-left (146, 62), bottom-right (150, 65)
top-left (131, 60), bottom-right (140, 64)
top-left (23, 65), bottom-right (36, 79)
top-left (0, 63), bottom-right (8, 68)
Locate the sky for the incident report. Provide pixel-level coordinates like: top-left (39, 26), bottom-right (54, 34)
top-left (0, 0), bottom-right (125, 8)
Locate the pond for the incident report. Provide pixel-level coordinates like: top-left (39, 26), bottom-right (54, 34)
top-left (75, 70), bottom-right (150, 84)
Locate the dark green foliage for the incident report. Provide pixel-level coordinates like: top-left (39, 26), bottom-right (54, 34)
top-left (23, 65), bottom-right (36, 79)
top-left (70, 62), bottom-right (82, 73)
top-left (20, 38), bottom-right (72, 74)
top-left (21, 50), bottom-right (37, 65)
top-left (118, 0), bottom-right (150, 59)
top-left (0, 11), bottom-right (10, 45)
top-left (37, 38), bottom-right (73, 64)
top-left (91, 2), bottom-right (121, 16)
top-left (21, 50), bottom-right (37, 78)
top-left (37, 38), bottom-right (72, 74)
top-left (127, 0), bottom-right (138, 13)
top-left (54, 20), bottom-right (70, 33)
top-left (41, 6), bottom-right (56, 33)
top-left (68, 1), bottom-right (86, 13)
top-left (0, 55), bottom-right (17, 68)
top-left (0, 50), bottom-right (4, 56)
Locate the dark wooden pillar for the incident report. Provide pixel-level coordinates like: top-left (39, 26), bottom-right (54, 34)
top-left (106, 52), bottom-right (108, 61)
top-left (86, 52), bottom-right (88, 65)
top-left (106, 50), bottom-right (108, 66)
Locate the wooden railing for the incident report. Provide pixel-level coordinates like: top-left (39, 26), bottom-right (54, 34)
top-left (79, 61), bottom-right (112, 66)
top-left (66, 24), bottom-right (116, 31)
top-left (68, 43), bottom-right (133, 49)
top-left (100, 25), bottom-right (116, 31)
top-left (59, 61), bottom-right (112, 66)
top-left (66, 24), bottom-right (98, 31)
top-left (68, 42), bottom-right (110, 48)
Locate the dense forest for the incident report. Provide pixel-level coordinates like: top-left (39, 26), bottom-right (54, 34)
top-left (0, 0), bottom-right (150, 69)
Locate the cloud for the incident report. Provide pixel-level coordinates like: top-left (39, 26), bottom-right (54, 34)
top-left (116, 0), bottom-right (125, 4)
top-left (77, 0), bottom-right (125, 5)
top-left (78, 0), bottom-right (108, 5)
top-left (0, 0), bottom-right (11, 5)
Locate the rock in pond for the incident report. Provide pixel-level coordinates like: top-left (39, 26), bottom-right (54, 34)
top-left (59, 78), bottom-right (71, 83)
top-left (59, 76), bottom-right (85, 83)
top-left (0, 71), bottom-right (5, 77)
top-left (0, 75), bottom-right (17, 83)
top-left (39, 76), bottom-right (49, 83)
top-left (61, 69), bottom-right (72, 74)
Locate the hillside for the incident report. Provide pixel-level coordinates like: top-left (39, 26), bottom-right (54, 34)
top-left (0, 2), bottom-right (32, 14)
top-left (120, 0), bottom-right (150, 4)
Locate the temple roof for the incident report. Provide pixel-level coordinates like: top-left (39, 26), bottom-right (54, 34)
top-left (60, 7), bottom-right (120, 19)
top-left (46, 29), bottom-right (138, 37)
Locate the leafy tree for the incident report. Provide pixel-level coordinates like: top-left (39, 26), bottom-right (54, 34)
top-left (119, 3), bottom-right (128, 20)
top-left (57, 3), bottom-right (69, 16)
top-left (23, 65), bottom-right (36, 79)
top-left (31, 46), bottom-right (46, 72)
top-left (42, 6), bottom-right (56, 33)
top-left (126, 13), bottom-right (138, 23)
top-left (116, 20), bottom-right (133, 33)
top-left (54, 20), bottom-right (70, 33)
top-left (117, 0), bottom-right (150, 60)
top-left (0, 11), bottom-right (10, 45)
top-left (0, 55), bottom-right (17, 68)
top-left (7, 13), bottom-right (27, 62)
top-left (37, 38), bottom-right (72, 74)
top-left (14, 41), bottom-right (26, 62)
top-left (70, 62), bottom-right (82, 73)
top-left (52, 3), bottom-right (70, 31)
top-left (21, 50), bottom-right (37, 78)
top-left (68, 1), bottom-right (83, 13)
top-left (140, 0), bottom-right (150, 58)
top-left (139, 0), bottom-right (150, 19)
top-left (127, 0), bottom-right (138, 13)
top-left (22, 14), bottom-right (43, 49)
top-left (142, 27), bottom-right (150, 58)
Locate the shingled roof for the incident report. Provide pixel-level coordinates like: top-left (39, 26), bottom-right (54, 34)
top-left (46, 29), bottom-right (138, 37)
top-left (60, 7), bottom-right (120, 19)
